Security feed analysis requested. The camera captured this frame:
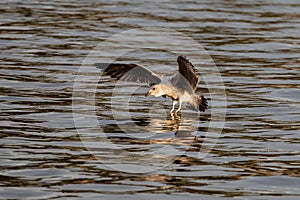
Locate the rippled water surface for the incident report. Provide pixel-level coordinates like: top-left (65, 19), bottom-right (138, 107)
top-left (1, 0), bottom-right (300, 199)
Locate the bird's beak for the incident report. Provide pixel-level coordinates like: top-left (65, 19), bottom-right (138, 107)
top-left (145, 91), bottom-right (151, 97)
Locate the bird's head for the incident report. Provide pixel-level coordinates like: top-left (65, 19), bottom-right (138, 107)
top-left (146, 84), bottom-right (165, 97)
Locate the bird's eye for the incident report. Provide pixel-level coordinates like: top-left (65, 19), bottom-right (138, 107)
top-left (153, 88), bottom-right (156, 90)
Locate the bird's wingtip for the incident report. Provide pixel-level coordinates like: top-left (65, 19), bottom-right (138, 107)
top-left (177, 55), bottom-right (190, 63)
top-left (95, 63), bottom-right (111, 70)
top-left (177, 55), bottom-right (186, 60)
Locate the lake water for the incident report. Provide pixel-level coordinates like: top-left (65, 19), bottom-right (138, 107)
top-left (1, 0), bottom-right (299, 199)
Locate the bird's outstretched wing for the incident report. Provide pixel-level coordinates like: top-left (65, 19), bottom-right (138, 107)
top-left (169, 56), bottom-right (199, 93)
top-left (176, 56), bottom-right (199, 91)
top-left (96, 63), bottom-right (161, 86)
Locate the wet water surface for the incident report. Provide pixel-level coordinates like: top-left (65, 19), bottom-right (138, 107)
top-left (1, 0), bottom-right (300, 199)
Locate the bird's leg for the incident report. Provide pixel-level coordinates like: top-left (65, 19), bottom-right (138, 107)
top-left (175, 101), bottom-right (182, 114)
top-left (171, 113), bottom-right (175, 120)
top-left (170, 100), bottom-right (178, 114)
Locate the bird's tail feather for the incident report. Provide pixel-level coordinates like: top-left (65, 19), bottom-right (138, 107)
top-left (188, 95), bottom-right (208, 112)
top-left (198, 95), bottom-right (208, 112)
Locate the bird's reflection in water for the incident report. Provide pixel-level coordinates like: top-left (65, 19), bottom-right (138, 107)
top-left (101, 112), bottom-right (209, 146)
top-left (94, 113), bottom-right (210, 170)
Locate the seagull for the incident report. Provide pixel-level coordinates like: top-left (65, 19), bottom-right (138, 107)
top-left (96, 56), bottom-right (208, 115)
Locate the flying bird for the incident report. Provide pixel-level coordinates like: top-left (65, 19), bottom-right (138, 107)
top-left (96, 56), bottom-right (207, 114)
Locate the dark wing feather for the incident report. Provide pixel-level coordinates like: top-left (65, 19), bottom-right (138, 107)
top-left (176, 56), bottom-right (199, 91)
top-left (169, 73), bottom-right (194, 94)
top-left (95, 63), bottom-right (161, 86)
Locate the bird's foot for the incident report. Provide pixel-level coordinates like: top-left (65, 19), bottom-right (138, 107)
top-left (170, 113), bottom-right (175, 120)
top-left (170, 111), bottom-right (180, 119)
top-left (174, 109), bottom-right (181, 116)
